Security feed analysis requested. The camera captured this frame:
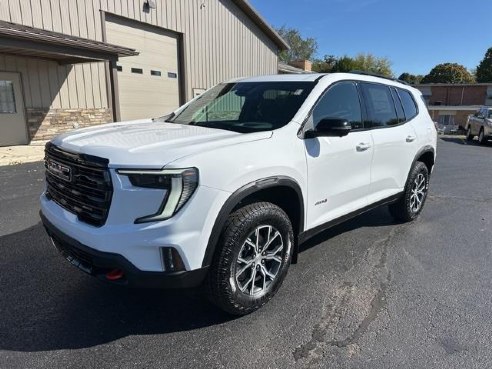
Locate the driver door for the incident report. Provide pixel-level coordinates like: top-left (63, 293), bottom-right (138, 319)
top-left (304, 81), bottom-right (373, 230)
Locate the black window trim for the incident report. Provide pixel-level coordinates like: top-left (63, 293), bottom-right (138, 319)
top-left (395, 87), bottom-right (419, 123)
top-left (299, 79), bottom-right (421, 137)
top-left (299, 80), bottom-right (368, 137)
top-left (359, 82), bottom-right (418, 130)
top-left (390, 86), bottom-right (406, 124)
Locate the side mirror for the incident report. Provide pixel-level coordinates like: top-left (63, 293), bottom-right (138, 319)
top-left (305, 118), bottom-right (352, 138)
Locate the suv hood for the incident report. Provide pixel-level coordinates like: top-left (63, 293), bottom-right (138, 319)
top-left (51, 119), bottom-right (272, 168)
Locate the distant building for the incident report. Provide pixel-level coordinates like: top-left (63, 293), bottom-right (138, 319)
top-left (278, 60), bottom-right (313, 74)
top-left (415, 83), bottom-right (492, 128)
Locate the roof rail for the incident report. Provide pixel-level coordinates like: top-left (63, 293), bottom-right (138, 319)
top-left (349, 70), bottom-right (411, 86)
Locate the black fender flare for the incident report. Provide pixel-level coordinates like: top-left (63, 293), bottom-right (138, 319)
top-left (412, 145), bottom-right (435, 171)
top-left (201, 176), bottom-right (305, 267)
top-left (402, 145), bottom-right (436, 194)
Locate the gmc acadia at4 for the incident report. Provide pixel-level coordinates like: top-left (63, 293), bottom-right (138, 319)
top-left (40, 72), bottom-right (437, 315)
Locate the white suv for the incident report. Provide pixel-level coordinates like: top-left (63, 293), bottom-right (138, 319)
top-left (40, 72), bottom-right (437, 315)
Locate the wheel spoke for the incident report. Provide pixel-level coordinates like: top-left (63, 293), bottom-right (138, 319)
top-left (263, 231), bottom-right (281, 252)
top-left (249, 267), bottom-right (257, 295)
top-left (245, 238), bottom-right (256, 249)
top-left (237, 255), bottom-right (252, 265)
top-left (260, 264), bottom-right (276, 280)
top-left (254, 228), bottom-right (260, 253)
top-left (237, 260), bottom-right (254, 277)
top-left (239, 272), bottom-right (255, 293)
top-left (268, 242), bottom-right (283, 256)
top-left (259, 266), bottom-right (267, 290)
top-left (264, 254), bottom-right (282, 263)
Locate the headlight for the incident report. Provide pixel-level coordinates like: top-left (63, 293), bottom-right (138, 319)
top-left (117, 168), bottom-right (199, 223)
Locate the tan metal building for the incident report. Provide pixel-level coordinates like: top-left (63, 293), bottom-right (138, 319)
top-left (0, 0), bottom-right (288, 146)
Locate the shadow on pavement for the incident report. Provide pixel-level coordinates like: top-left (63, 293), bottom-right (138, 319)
top-left (439, 136), bottom-right (491, 146)
top-left (0, 223), bottom-right (233, 352)
top-left (299, 206), bottom-right (394, 253)
top-left (0, 207), bottom-right (395, 352)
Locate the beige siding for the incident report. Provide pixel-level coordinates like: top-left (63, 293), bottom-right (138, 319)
top-left (0, 0), bottom-right (279, 109)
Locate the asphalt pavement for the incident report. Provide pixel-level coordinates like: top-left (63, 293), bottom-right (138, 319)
top-left (1, 137), bottom-right (491, 369)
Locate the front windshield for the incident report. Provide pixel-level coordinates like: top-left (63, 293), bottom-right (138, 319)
top-left (168, 81), bottom-right (315, 133)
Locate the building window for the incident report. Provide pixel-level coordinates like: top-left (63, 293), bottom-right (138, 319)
top-left (0, 80), bottom-right (16, 114)
top-left (438, 114), bottom-right (455, 125)
top-left (150, 70), bottom-right (162, 76)
top-left (167, 72), bottom-right (178, 79)
top-left (116, 65), bottom-right (123, 72)
top-left (131, 68), bottom-right (143, 74)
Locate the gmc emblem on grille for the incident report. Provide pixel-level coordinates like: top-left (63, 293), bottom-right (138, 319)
top-left (47, 159), bottom-right (72, 182)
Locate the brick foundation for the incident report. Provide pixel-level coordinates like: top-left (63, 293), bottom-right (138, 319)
top-left (27, 108), bottom-right (113, 141)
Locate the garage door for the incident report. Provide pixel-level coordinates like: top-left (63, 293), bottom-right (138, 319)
top-left (106, 17), bottom-right (181, 121)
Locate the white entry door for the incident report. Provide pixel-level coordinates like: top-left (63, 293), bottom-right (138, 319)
top-left (0, 72), bottom-right (27, 146)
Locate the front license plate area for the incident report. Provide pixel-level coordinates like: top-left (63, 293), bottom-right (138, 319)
top-left (64, 253), bottom-right (93, 275)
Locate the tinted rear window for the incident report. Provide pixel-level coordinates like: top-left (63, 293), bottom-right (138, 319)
top-left (390, 87), bottom-right (405, 124)
top-left (398, 89), bottom-right (418, 120)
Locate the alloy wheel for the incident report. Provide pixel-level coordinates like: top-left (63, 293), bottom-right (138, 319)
top-left (235, 225), bottom-right (284, 296)
top-left (410, 173), bottom-right (427, 213)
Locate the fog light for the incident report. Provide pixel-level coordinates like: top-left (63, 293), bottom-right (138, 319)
top-left (161, 247), bottom-right (186, 272)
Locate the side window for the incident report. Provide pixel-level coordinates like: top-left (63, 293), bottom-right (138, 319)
top-left (361, 83), bottom-right (398, 127)
top-left (390, 87), bottom-right (405, 124)
top-left (312, 82), bottom-right (363, 129)
top-left (398, 89), bottom-right (418, 120)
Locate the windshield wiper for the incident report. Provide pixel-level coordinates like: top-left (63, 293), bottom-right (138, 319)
top-left (152, 112), bottom-right (175, 123)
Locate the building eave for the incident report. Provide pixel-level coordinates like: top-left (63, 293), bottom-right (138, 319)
top-left (232, 0), bottom-right (290, 51)
top-left (0, 20), bottom-right (138, 64)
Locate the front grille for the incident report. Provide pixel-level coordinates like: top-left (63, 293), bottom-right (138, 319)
top-left (45, 143), bottom-right (113, 227)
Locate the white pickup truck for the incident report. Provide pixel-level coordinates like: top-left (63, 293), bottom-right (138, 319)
top-left (465, 106), bottom-right (492, 144)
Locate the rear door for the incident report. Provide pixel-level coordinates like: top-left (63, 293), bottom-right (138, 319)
top-left (305, 81), bottom-right (373, 229)
top-left (0, 72), bottom-right (27, 146)
top-left (360, 83), bottom-right (418, 204)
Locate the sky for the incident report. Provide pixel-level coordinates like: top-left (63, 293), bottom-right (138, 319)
top-left (249, 0), bottom-right (492, 77)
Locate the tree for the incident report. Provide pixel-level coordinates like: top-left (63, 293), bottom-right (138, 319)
top-left (421, 63), bottom-right (475, 84)
top-left (312, 55), bottom-right (337, 73)
top-left (329, 53), bottom-right (394, 77)
top-left (275, 26), bottom-right (318, 63)
top-left (398, 73), bottom-right (424, 84)
top-left (476, 47), bottom-right (492, 82)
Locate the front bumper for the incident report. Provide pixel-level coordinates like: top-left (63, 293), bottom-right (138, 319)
top-left (41, 211), bottom-right (208, 289)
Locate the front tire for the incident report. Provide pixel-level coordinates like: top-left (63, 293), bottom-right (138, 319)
top-left (389, 161), bottom-right (430, 222)
top-left (207, 202), bottom-right (294, 315)
top-left (465, 126), bottom-right (474, 141)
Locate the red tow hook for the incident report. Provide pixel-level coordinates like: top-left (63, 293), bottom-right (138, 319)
top-left (106, 269), bottom-right (124, 281)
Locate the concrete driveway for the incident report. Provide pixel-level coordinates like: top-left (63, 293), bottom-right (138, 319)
top-left (0, 137), bottom-right (491, 369)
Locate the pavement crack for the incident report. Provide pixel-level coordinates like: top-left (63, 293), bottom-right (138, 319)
top-left (292, 226), bottom-right (397, 364)
top-left (328, 281), bottom-right (388, 349)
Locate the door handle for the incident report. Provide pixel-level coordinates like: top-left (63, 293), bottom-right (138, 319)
top-left (406, 135), bottom-right (416, 143)
top-left (356, 142), bottom-right (371, 152)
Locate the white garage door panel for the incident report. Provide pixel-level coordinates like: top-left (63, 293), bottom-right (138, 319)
top-left (106, 18), bottom-right (180, 121)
